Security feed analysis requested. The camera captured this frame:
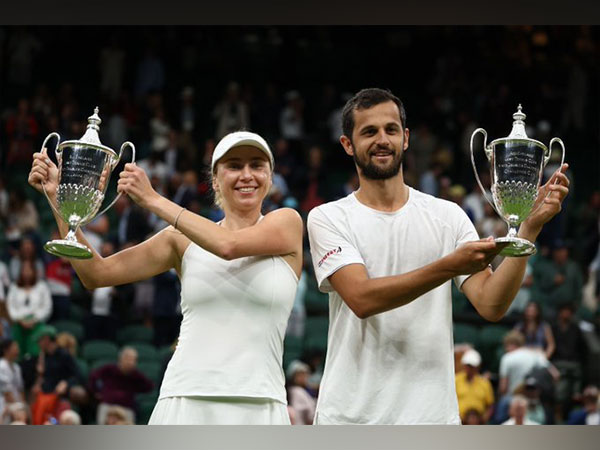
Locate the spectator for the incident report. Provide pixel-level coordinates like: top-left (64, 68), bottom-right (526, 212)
top-left (85, 241), bottom-right (120, 341)
top-left (6, 260), bottom-right (52, 357)
top-left (134, 47), bottom-right (165, 100)
top-left (286, 360), bottom-right (316, 425)
top-left (532, 241), bottom-right (583, 317)
top-left (8, 235), bottom-right (45, 283)
top-left (55, 332), bottom-right (77, 358)
top-left (5, 401), bottom-right (29, 425)
top-left (455, 349), bottom-right (494, 424)
top-left (494, 330), bottom-right (559, 423)
top-left (104, 405), bottom-right (134, 425)
top-left (518, 376), bottom-right (547, 424)
top-left (4, 98), bottom-right (39, 167)
top-left (152, 269), bottom-right (182, 347)
top-left (88, 346), bottom-right (154, 425)
top-left (45, 253), bottom-right (73, 322)
top-left (58, 409), bottom-right (81, 425)
top-left (212, 81), bottom-right (249, 140)
top-left (0, 339), bottom-right (25, 424)
top-left (514, 302), bottom-right (556, 359)
top-left (29, 325), bottom-right (83, 425)
top-left (4, 190), bottom-right (39, 244)
top-left (502, 395), bottom-right (541, 425)
top-left (551, 302), bottom-right (586, 422)
top-left (567, 385), bottom-right (600, 425)
top-left (279, 90), bottom-right (305, 143)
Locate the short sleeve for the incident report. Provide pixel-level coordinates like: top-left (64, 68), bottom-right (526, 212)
top-left (307, 207), bottom-right (365, 293)
top-left (451, 203), bottom-right (481, 291)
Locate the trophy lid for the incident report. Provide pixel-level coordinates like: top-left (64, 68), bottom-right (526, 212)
top-left (507, 104), bottom-right (529, 139)
top-left (79, 107), bottom-right (103, 145)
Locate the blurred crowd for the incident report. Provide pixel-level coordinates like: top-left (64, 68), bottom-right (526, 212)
top-left (0, 25), bottom-right (599, 425)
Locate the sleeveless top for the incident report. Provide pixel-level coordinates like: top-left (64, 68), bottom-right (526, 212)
top-left (158, 242), bottom-right (298, 404)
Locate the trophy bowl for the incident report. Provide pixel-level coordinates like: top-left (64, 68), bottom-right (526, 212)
top-left (471, 105), bottom-right (565, 257)
top-left (42, 107), bottom-right (135, 259)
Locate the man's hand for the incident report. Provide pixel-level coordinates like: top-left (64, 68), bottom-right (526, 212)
top-left (448, 237), bottom-right (508, 276)
top-left (521, 164), bottom-right (570, 237)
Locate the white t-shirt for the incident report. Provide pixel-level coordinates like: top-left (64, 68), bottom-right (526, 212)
top-left (499, 347), bottom-right (550, 394)
top-left (159, 243), bottom-right (298, 404)
top-left (307, 188), bottom-right (479, 424)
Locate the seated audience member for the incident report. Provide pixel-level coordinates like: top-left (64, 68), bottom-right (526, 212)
top-left (6, 260), bottom-right (52, 357)
top-left (88, 346), bottom-right (154, 425)
top-left (58, 409), bottom-right (81, 425)
top-left (567, 386), bottom-right (600, 425)
top-left (551, 302), bottom-right (585, 422)
top-left (104, 405), bottom-right (134, 425)
top-left (502, 395), bottom-right (541, 425)
top-left (29, 325), bottom-right (83, 425)
top-left (0, 339), bottom-right (25, 423)
top-left (455, 349), bottom-right (494, 424)
top-left (286, 360), bottom-right (316, 425)
top-left (513, 302), bottom-right (555, 359)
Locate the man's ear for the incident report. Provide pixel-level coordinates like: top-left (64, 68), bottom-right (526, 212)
top-left (340, 135), bottom-right (354, 157)
top-left (403, 127), bottom-right (410, 151)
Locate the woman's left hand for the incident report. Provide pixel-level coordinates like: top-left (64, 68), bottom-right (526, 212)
top-left (117, 163), bottom-right (161, 210)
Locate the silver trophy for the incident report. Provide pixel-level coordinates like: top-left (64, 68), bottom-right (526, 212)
top-left (41, 107), bottom-right (135, 259)
top-left (470, 105), bottom-right (565, 257)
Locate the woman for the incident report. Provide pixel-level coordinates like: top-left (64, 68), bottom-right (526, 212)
top-left (6, 260), bottom-right (52, 357)
top-left (29, 131), bottom-right (302, 424)
top-left (514, 301), bottom-right (555, 360)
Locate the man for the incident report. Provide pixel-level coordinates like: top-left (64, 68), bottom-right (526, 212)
top-left (88, 346), bottom-right (154, 425)
top-left (455, 349), bottom-right (494, 424)
top-left (307, 88), bottom-right (569, 424)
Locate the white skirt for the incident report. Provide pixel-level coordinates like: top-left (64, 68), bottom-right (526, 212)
top-left (148, 396), bottom-right (291, 425)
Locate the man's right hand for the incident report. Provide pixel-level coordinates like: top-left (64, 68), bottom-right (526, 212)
top-left (28, 148), bottom-right (59, 198)
top-left (449, 237), bottom-right (507, 276)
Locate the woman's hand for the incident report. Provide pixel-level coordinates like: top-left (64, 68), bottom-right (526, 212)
top-left (28, 148), bottom-right (59, 199)
top-left (117, 163), bottom-right (161, 210)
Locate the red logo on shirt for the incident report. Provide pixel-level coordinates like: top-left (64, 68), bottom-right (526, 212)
top-left (318, 246), bottom-right (342, 267)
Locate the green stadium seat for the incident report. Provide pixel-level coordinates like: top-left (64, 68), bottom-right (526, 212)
top-left (52, 320), bottom-right (85, 342)
top-left (127, 342), bottom-right (159, 363)
top-left (137, 399), bottom-right (156, 424)
top-left (69, 303), bottom-right (86, 322)
top-left (137, 361), bottom-right (162, 384)
top-left (453, 323), bottom-right (480, 348)
top-left (136, 389), bottom-right (159, 405)
top-left (116, 325), bottom-right (153, 345)
top-left (75, 357), bottom-right (89, 380)
top-left (82, 340), bottom-right (119, 363)
top-left (479, 325), bottom-right (511, 372)
top-left (89, 358), bottom-right (117, 371)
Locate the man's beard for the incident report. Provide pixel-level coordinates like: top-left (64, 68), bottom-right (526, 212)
top-left (353, 145), bottom-right (404, 180)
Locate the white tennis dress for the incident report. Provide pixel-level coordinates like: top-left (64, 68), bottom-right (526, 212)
top-left (148, 240), bottom-right (298, 424)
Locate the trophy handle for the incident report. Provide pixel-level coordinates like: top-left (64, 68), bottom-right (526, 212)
top-left (40, 132), bottom-right (64, 220)
top-left (95, 141), bottom-right (136, 218)
top-left (470, 128), bottom-right (500, 216)
top-left (529, 137), bottom-right (566, 217)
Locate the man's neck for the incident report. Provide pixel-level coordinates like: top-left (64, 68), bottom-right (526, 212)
top-left (354, 172), bottom-right (409, 212)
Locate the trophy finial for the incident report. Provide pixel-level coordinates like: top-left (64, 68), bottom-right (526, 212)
top-left (508, 103), bottom-right (528, 139)
top-left (80, 107), bottom-right (103, 145)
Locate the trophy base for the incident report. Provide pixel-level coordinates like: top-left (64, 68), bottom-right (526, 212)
top-left (44, 239), bottom-right (93, 259)
top-left (495, 236), bottom-right (537, 257)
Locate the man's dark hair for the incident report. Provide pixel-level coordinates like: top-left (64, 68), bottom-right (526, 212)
top-left (341, 88), bottom-right (407, 139)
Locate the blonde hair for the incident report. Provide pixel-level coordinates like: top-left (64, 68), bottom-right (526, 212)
top-left (56, 332), bottom-right (78, 356)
